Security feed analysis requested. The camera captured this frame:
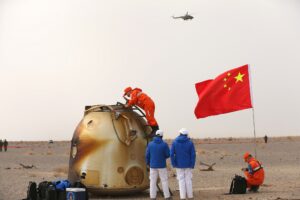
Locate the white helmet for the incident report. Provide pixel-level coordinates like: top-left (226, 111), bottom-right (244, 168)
top-left (156, 130), bottom-right (164, 137)
top-left (179, 128), bottom-right (189, 135)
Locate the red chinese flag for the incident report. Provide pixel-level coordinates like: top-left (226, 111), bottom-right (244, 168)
top-left (194, 64), bottom-right (253, 119)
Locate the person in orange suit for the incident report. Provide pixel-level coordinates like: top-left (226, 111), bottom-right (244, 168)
top-left (242, 152), bottom-right (265, 192)
top-left (123, 87), bottom-right (159, 137)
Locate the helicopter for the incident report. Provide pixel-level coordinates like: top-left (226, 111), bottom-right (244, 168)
top-left (172, 12), bottom-right (194, 20)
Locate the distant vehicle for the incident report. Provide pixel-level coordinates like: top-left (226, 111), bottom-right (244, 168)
top-left (172, 12), bottom-right (194, 20)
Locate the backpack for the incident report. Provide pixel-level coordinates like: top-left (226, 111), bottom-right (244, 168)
top-left (38, 181), bottom-right (53, 200)
top-left (53, 180), bottom-right (71, 200)
top-left (229, 175), bottom-right (247, 194)
top-left (25, 181), bottom-right (38, 200)
top-left (45, 184), bottom-right (57, 200)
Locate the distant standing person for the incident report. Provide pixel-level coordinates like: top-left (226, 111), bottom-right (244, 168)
top-left (264, 135), bottom-right (268, 143)
top-left (170, 128), bottom-right (196, 200)
top-left (145, 130), bottom-right (171, 200)
top-left (0, 139), bottom-right (3, 152)
top-left (123, 87), bottom-right (159, 137)
top-left (3, 139), bottom-right (8, 152)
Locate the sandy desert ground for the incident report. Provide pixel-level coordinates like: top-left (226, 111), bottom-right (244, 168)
top-left (1, 137), bottom-right (300, 200)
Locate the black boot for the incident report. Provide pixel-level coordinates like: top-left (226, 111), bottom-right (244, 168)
top-left (249, 185), bottom-right (259, 192)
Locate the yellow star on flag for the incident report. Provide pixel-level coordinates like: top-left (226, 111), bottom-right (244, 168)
top-left (234, 72), bottom-right (245, 83)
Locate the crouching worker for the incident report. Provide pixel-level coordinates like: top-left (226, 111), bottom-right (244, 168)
top-left (146, 130), bottom-right (172, 200)
top-left (242, 152), bottom-right (265, 192)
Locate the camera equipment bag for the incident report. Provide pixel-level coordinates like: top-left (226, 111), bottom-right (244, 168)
top-left (229, 175), bottom-right (247, 194)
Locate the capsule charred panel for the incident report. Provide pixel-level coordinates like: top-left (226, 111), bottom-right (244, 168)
top-left (68, 104), bottom-right (150, 194)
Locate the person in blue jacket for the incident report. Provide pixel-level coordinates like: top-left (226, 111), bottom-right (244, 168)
top-left (170, 128), bottom-right (196, 200)
top-left (146, 130), bottom-right (172, 200)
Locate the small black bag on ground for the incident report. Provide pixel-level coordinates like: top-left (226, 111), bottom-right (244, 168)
top-left (38, 181), bottom-right (53, 200)
top-left (56, 190), bottom-right (66, 200)
top-left (45, 184), bottom-right (57, 200)
top-left (24, 181), bottom-right (38, 200)
top-left (229, 175), bottom-right (247, 194)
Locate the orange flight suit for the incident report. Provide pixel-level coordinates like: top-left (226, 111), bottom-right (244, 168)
top-left (127, 88), bottom-right (158, 126)
top-left (244, 157), bottom-right (265, 188)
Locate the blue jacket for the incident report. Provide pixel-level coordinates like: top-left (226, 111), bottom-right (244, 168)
top-left (145, 136), bottom-right (170, 168)
top-left (170, 135), bottom-right (196, 168)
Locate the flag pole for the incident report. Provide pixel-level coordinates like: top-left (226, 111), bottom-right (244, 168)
top-left (248, 64), bottom-right (257, 158)
top-left (252, 108), bottom-right (257, 158)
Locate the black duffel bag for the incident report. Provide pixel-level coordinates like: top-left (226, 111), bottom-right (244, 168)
top-left (229, 175), bottom-right (247, 194)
